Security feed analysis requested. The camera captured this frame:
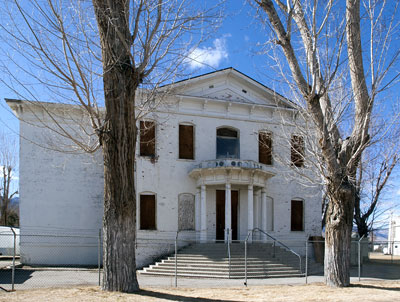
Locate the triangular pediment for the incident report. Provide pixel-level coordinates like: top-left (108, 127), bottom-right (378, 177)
top-left (203, 87), bottom-right (252, 103)
top-left (162, 68), bottom-right (294, 109)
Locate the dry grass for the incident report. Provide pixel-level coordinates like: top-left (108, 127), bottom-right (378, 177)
top-left (369, 253), bottom-right (400, 264)
top-left (1, 281), bottom-right (400, 302)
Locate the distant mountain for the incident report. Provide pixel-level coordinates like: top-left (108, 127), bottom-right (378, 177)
top-left (10, 197), bottom-right (19, 206)
top-left (371, 229), bottom-right (388, 242)
top-left (351, 225), bottom-right (389, 241)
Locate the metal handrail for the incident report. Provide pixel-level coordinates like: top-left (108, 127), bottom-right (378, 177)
top-left (244, 232), bottom-right (250, 286)
top-left (174, 230), bottom-right (180, 287)
top-left (11, 227), bottom-right (16, 291)
top-left (358, 234), bottom-right (366, 281)
top-left (226, 229), bottom-right (231, 279)
top-left (248, 228), bottom-right (302, 273)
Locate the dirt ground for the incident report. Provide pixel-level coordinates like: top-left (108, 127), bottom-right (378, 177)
top-left (1, 281), bottom-right (399, 302)
top-left (369, 252), bottom-right (400, 264)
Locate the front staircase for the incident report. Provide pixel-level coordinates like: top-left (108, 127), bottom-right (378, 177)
top-left (139, 242), bottom-right (313, 279)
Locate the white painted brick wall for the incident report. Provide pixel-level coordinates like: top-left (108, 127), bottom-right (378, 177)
top-left (12, 71), bottom-right (323, 265)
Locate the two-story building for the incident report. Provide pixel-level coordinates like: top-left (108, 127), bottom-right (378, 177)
top-left (7, 68), bottom-right (322, 267)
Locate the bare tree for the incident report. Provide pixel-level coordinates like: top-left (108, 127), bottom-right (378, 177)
top-left (253, 0), bottom-right (400, 287)
top-left (0, 132), bottom-right (18, 226)
top-left (1, 0), bottom-right (220, 292)
top-left (354, 134), bottom-right (399, 238)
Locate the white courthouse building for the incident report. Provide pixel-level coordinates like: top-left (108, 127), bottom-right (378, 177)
top-left (7, 68), bottom-right (322, 267)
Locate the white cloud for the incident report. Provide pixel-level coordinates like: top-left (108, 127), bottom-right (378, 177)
top-left (186, 36), bottom-right (229, 69)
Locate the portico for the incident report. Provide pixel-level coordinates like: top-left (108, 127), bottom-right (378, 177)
top-left (189, 159), bottom-right (275, 242)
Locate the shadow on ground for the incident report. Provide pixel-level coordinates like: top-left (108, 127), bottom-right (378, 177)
top-left (0, 261), bottom-right (399, 290)
top-left (307, 262), bottom-right (400, 280)
top-left (350, 283), bottom-right (400, 292)
top-left (351, 263), bottom-right (400, 280)
top-left (137, 289), bottom-right (242, 302)
top-left (0, 269), bottom-right (33, 284)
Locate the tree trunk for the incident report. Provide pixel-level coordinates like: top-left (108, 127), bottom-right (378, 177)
top-left (324, 180), bottom-right (355, 287)
top-left (1, 166), bottom-right (11, 226)
top-left (93, 0), bottom-right (139, 292)
top-left (101, 75), bottom-right (139, 292)
top-left (355, 219), bottom-right (368, 238)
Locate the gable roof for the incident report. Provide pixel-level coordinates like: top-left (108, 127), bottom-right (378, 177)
top-left (161, 67), bottom-right (295, 109)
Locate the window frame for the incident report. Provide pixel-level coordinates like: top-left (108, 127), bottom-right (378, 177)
top-left (259, 131), bottom-right (273, 165)
top-left (178, 193), bottom-right (196, 231)
top-left (291, 135), bottom-right (305, 167)
top-left (216, 126), bottom-right (240, 159)
top-left (178, 123), bottom-right (195, 160)
top-left (139, 193), bottom-right (157, 230)
top-left (290, 199), bottom-right (304, 232)
top-left (139, 120), bottom-right (156, 157)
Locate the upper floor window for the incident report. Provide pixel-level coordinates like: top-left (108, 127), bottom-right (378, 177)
top-left (291, 135), bottom-right (304, 167)
top-left (216, 127), bottom-right (239, 159)
top-left (140, 121), bottom-right (155, 157)
top-left (179, 124), bottom-right (194, 159)
top-left (259, 131), bottom-right (272, 165)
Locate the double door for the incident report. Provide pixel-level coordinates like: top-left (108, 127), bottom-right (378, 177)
top-left (216, 190), bottom-right (238, 241)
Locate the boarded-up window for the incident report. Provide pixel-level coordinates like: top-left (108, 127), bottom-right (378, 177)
top-left (179, 125), bottom-right (194, 159)
top-left (291, 200), bottom-right (304, 231)
top-left (178, 193), bottom-right (195, 231)
top-left (259, 132), bottom-right (272, 165)
top-left (140, 195), bottom-right (156, 230)
top-left (291, 135), bottom-right (304, 167)
top-left (140, 121), bottom-right (155, 157)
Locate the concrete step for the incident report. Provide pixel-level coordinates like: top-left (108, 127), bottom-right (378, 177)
top-left (164, 256), bottom-right (302, 265)
top-left (153, 263), bottom-right (297, 270)
top-left (138, 242), bottom-right (308, 279)
top-left (161, 259), bottom-right (288, 266)
top-left (143, 266), bottom-right (301, 274)
top-left (140, 270), bottom-right (304, 279)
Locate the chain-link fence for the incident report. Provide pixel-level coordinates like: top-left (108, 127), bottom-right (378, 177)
top-left (137, 229), bottom-right (400, 287)
top-left (1, 228), bottom-right (400, 291)
top-left (0, 228), bottom-right (102, 291)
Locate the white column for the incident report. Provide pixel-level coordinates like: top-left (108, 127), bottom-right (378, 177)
top-left (247, 185), bottom-right (254, 236)
top-left (261, 188), bottom-right (267, 241)
top-left (267, 197), bottom-right (274, 231)
top-left (200, 185), bottom-right (207, 242)
top-left (225, 183), bottom-right (232, 242)
top-left (195, 188), bottom-right (201, 239)
top-left (254, 190), bottom-right (259, 230)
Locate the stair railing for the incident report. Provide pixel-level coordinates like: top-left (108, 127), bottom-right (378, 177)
top-left (244, 230), bottom-right (251, 286)
top-left (249, 228), bottom-right (302, 274)
top-left (226, 228), bottom-right (231, 278)
top-left (174, 230), bottom-right (179, 287)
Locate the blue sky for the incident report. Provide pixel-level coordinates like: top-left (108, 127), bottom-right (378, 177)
top-left (0, 1), bottom-right (399, 218)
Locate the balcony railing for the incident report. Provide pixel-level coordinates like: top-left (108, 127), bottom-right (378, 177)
top-left (194, 159), bottom-right (268, 171)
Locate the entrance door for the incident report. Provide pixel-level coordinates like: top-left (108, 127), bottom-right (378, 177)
top-left (216, 190), bottom-right (239, 241)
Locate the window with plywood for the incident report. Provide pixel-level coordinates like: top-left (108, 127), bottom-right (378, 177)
top-left (140, 121), bottom-right (155, 157)
top-left (259, 131), bottom-right (272, 165)
top-left (179, 124), bottom-right (194, 159)
top-left (291, 199), bottom-right (304, 231)
top-left (291, 135), bottom-right (304, 167)
top-left (140, 194), bottom-right (156, 230)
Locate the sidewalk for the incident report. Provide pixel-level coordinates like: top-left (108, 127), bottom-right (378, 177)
top-left (138, 262), bottom-right (400, 288)
top-left (1, 261), bottom-right (399, 290)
